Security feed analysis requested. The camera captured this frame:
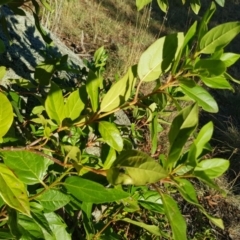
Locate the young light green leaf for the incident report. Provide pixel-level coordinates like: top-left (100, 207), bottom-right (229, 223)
top-left (0, 164), bottom-right (30, 216)
top-left (64, 145), bottom-right (81, 162)
top-left (215, 0), bottom-right (225, 7)
top-left (45, 83), bottom-right (65, 125)
top-left (161, 194), bottom-right (187, 240)
top-left (220, 52), bottom-right (240, 67)
top-left (107, 150), bottom-right (168, 185)
top-left (100, 66), bottom-right (137, 112)
top-left (86, 70), bottom-right (101, 112)
top-left (194, 59), bottom-right (226, 76)
top-left (99, 121), bottom-right (123, 151)
top-left (120, 218), bottom-right (161, 236)
top-left (64, 88), bottom-right (86, 121)
top-left (190, 0), bottom-right (201, 14)
top-left (138, 33), bottom-right (184, 82)
top-left (200, 22), bottom-right (240, 54)
top-left (2, 150), bottom-right (50, 185)
top-left (179, 78), bottom-right (218, 113)
top-left (64, 176), bottom-right (129, 203)
top-left (188, 121), bottom-right (213, 166)
top-left (35, 189), bottom-right (70, 213)
top-left (201, 75), bottom-right (232, 90)
top-left (0, 93), bottom-right (14, 141)
top-left (157, 0), bottom-right (168, 12)
top-left (197, 2), bottom-right (216, 42)
top-left (194, 158), bottom-right (229, 178)
top-left (203, 212), bottom-right (224, 229)
top-left (136, 0), bottom-right (151, 11)
top-left (167, 104), bottom-right (198, 166)
top-left (0, 66), bottom-right (6, 80)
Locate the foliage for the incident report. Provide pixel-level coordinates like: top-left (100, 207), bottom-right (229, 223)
top-left (0, 0), bottom-right (239, 239)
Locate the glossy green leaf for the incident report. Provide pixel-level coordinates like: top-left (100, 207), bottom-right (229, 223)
top-left (157, 0), bottom-right (168, 12)
top-left (2, 150), bottom-right (50, 185)
top-left (179, 78), bottom-right (218, 113)
top-left (220, 52), bottom-right (240, 67)
top-left (45, 83), bottom-right (65, 125)
top-left (64, 88), bottom-right (86, 121)
top-left (99, 121), bottom-right (123, 151)
top-left (100, 66), bottom-right (137, 112)
top-left (107, 150), bottom-right (168, 185)
top-left (136, 0), bottom-right (151, 11)
top-left (121, 218), bottom-right (161, 236)
top-left (64, 176), bottom-right (129, 203)
top-left (86, 70), bottom-right (101, 112)
top-left (0, 93), bottom-right (13, 142)
top-left (200, 22), bottom-right (240, 54)
top-left (194, 158), bottom-right (229, 178)
top-left (188, 121), bottom-right (213, 166)
top-left (0, 164), bottom-right (30, 216)
top-left (43, 212), bottom-right (71, 240)
top-left (201, 75), bottom-right (232, 90)
top-left (35, 63), bottom-right (55, 86)
top-left (194, 59), bottom-right (226, 76)
top-left (36, 189), bottom-right (70, 212)
top-left (168, 104), bottom-right (198, 166)
top-left (190, 0), bottom-right (201, 14)
top-left (161, 194), bottom-right (187, 240)
top-left (138, 33), bottom-right (184, 82)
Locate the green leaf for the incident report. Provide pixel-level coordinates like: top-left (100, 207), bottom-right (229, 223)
top-left (149, 113), bottom-right (158, 155)
top-left (2, 150), bottom-right (50, 185)
top-left (167, 104), bottom-right (198, 166)
top-left (121, 218), bottom-right (161, 236)
top-left (0, 229), bottom-right (14, 239)
top-left (138, 191), bottom-right (164, 214)
top-left (107, 150), bottom-right (168, 185)
top-left (100, 66), bottom-right (137, 112)
top-left (175, 179), bottom-right (199, 205)
top-left (7, 208), bottom-right (22, 239)
top-left (45, 83), bottom-right (65, 125)
top-left (157, 0), bottom-right (168, 12)
top-left (43, 212), bottom-right (71, 240)
top-left (136, 0), bottom-right (151, 11)
top-left (18, 214), bottom-right (45, 239)
top-left (200, 22), bottom-right (240, 54)
top-left (194, 158), bottom-right (229, 178)
top-left (64, 176), bottom-right (129, 203)
top-left (197, 2), bottom-right (216, 42)
top-left (35, 189), bottom-right (70, 212)
top-left (138, 33), bottom-right (184, 82)
top-left (203, 212), bottom-right (224, 229)
top-left (179, 78), bottom-right (218, 113)
top-left (190, 0), bottom-right (201, 14)
top-left (220, 52), bottom-right (240, 67)
top-left (102, 145), bottom-right (116, 169)
top-left (64, 145), bottom-right (81, 162)
top-left (0, 93), bottom-right (13, 142)
top-left (161, 194), bottom-right (187, 240)
top-left (35, 63), bottom-right (55, 86)
top-left (0, 66), bottom-right (6, 80)
top-left (0, 164), bottom-right (30, 216)
top-left (188, 121), bottom-right (213, 166)
top-left (86, 70), bottom-right (101, 112)
top-left (98, 121), bottom-right (123, 151)
top-left (194, 59), bottom-right (226, 76)
top-left (201, 75), bottom-right (232, 90)
top-left (64, 88), bottom-right (86, 121)
top-left (215, 0), bottom-right (225, 7)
